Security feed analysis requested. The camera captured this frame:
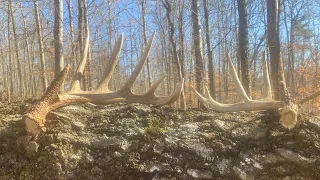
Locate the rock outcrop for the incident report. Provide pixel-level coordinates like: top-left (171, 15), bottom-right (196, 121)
top-left (0, 101), bottom-right (319, 179)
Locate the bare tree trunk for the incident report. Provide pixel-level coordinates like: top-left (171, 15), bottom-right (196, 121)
top-left (0, 49), bottom-right (7, 98)
top-left (7, 3), bottom-right (14, 100)
top-left (267, 0), bottom-right (282, 100)
top-left (178, 0), bottom-right (187, 107)
top-left (203, 0), bottom-right (216, 98)
top-left (161, 34), bottom-right (169, 96)
top-left (31, 43), bottom-right (37, 97)
top-left (78, 0), bottom-right (86, 90)
top-left (78, 0), bottom-right (83, 56)
top-left (141, 0), bottom-right (152, 88)
top-left (237, 0), bottom-right (251, 98)
top-left (34, 0), bottom-right (48, 93)
top-left (289, 21), bottom-right (296, 93)
top-left (9, 0), bottom-right (25, 97)
top-left (54, 0), bottom-right (64, 78)
top-left (83, 0), bottom-right (92, 90)
top-left (251, 32), bottom-right (266, 94)
top-left (189, 54), bottom-right (194, 105)
top-left (162, 0), bottom-right (186, 109)
top-left (217, 2), bottom-right (222, 102)
top-left (191, 0), bottom-right (205, 107)
top-left (19, 0), bottom-right (34, 97)
top-left (66, 0), bottom-right (77, 68)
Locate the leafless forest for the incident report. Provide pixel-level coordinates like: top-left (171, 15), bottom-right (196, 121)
top-left (0, 0), bottom-right (319, 114)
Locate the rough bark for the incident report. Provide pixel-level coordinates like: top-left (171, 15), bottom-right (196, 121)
top-left (267, 0), bottom-right (282, 100)
top-left (191, 0), bottom-right (204, 106)
top-left (237, 0), bottom-right (251, 98)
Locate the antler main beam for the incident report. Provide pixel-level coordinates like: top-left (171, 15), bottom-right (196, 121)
top-left (194, 53), bottom-right (300, 129)
top-left (24, 32), bottom-right (183, 137)
top-left (194, 53), bottom-right (283, 111)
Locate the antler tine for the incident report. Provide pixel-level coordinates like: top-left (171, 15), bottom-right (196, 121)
top-left (193, 87), bottom-right (208, 104)
top-left (115, 78), bottom-right (183, 105)
top-left (24, 65), bottom-right (71, 136)
top-left (145, 75), bottom-right (166, 96)
top-left (120, 32), bottom-right (156, 92)
top-left (96, 34), bottom-right (124, 92)
top-left (43, 64), bottom-right (70, 103)
top-left (226, 53), bottom-right (251, 102)
top-left (24, 32), bottom-right (184, 137)
top-left (298, 91), bottom-right (320, 105)
top-left (193, 86), bottom-right (229, 110)
top-left (70, 29), bottom-right (90, 92)
top-left (154, 78), bottom-right (184, 105)
top-left (204, 87), bottom-right (222, 106)
top-left (262, 51), bottom-right (272, 99)
top-left (193, 51), bottom-right (316, 130)
top-left (195, 87), bottom-right (239, 111)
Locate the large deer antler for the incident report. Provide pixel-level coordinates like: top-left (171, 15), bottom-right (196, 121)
top-left (194, 52), bottom-right (319, 129)
top-left (24, 32), bottom-right (183, 137)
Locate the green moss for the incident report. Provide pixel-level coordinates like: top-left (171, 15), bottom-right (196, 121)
top-left (299, 113), bottom-right (310, 123)
top-left (144, 117), bottom-right (168, 136)
top-left (20, 165), bottom-right (35, 180)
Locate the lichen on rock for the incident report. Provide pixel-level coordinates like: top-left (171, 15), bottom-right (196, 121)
top-left (0, 101), bottom-right (320, 179)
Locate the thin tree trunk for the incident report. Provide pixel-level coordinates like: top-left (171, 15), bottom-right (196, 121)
top-left (251, 32), bottom-right (266, 93)
top-left (19, 0), bottom-right (34, 97)
top-left (141, 0), bottom-right (152, 88)
top-left (217, 2), bottom-right (222, 102)
top-left (54, 0), bottom-right (64, 78)
top-left (31, 43), bottom-right (37, 97)
top-left (289, 20), bottom-right (296, 93)
top-left (191, 0), bottom-right (205, 107)
top-left (34, 0), bottom-right (48, 93)
top-left (282, 2), bottom-right (291, 88)
top-left (83, 0), bottom-right (92, 90)
top-left (78, 0), bottom-right (83, 56)
top-left (203, 0), bottom-right (216, 98)
top-left (189, 53), bottom-right (193, 105)
top-left (66, 0), bottom-right (77, 68)
top-left (7, 4), bottom-right (14, 100)
top-left (0, 50), bottom-right (7, 98)
top-left (162, 0), bottom-right (186, 109)
top-left (178, 0), bottom-right (187, 107)
top-left (9, 0), bottom-right (25, 97)
top-left (78, 0), bottom-right (86, 90)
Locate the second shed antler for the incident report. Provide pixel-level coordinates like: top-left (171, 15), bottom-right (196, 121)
top-left (24, 32), bottom-right (183, 137)
top-left (194, 53), bottom-right (320, 129)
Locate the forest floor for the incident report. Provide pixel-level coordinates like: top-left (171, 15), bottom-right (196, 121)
top-left (0, 100), bottom-right (320, 180)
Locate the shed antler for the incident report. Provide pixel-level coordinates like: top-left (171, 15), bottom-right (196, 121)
top-left (194, 53), bottom-right (319, 129)
top-left (24, 32), bottom-right (183, 137)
